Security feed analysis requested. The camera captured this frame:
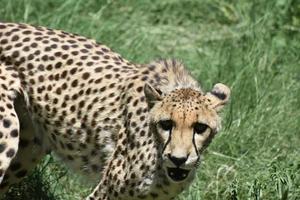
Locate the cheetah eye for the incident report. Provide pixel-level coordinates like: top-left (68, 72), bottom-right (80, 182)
top-left (194, 123), bottom-right (208, 134)
top-left (158, 120), bottom-right (173, 131)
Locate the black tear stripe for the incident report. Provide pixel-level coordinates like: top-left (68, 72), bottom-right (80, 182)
top-left (192, 131), bottom-right (200, 160)
top-left (183, 111), bottom-right (186, 126)
top-left (211, 91), bottom-right (226, 100)
top-left (162, 129), bottom-right (172, 154)
top-left (162, 109), bottom-right (174, 153)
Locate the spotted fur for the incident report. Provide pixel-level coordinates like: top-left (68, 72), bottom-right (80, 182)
top-left (0, 22), bottom-right (230, 200)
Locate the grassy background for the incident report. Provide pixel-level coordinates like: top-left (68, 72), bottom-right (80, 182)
top-left (1, 0), bottom-right (300, 199)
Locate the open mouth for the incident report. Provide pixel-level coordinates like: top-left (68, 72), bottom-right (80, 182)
top-left (166, 167), bottom-right (190, 182)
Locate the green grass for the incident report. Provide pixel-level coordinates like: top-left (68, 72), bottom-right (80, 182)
top-left (1, 0), bottom-right (300, 199)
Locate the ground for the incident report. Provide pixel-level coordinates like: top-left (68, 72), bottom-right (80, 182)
top-left (0, 0), bottom-right (299, 199)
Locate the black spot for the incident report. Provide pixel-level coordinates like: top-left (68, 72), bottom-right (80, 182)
top-left (12, 51), bottom-right (19, 58)
top-left (55, 62), bottom-right (62, 69)
top-left (71, 51), bottom-right (79, 56)
top-left (22, 37), bottom-right (30, 42)
top-left (82, 72), bottom-right (90, 80)
top-left (6, 104), bottom-right (13, 109)
top-left (136, 86), bottom-right (143, 93)
top-left (71, 80), bottom-right (78, 87)
top-left (95, 67), bottom-right (103, 73)
top-left (62, 54), bottom-right (69, 59)
top-left (11, 35), bottom-right (19, 42)
top-left (3, 119), bottom-right (11, 128)
top-left (66, 59), bottom-right (73, 65)
top-left (0, 39), bottom-right (8, 44)
top-left (30, 43), bottom-right (38, 48)
top-left (70, 68), bottom-right (77, 75)
top-left (6, 148), bottom-right (15, 157)
top-left (10, 129), bottom-right (18, 137)
top-left (84, 44), bottom-right (93, 49)
top-left (87, 61), bottom-right (94, 66)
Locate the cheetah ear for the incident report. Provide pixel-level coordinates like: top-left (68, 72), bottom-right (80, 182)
top-left (144, 83), bottom-right (163, 109)
top-left (205, 83), bottom-right (230, 112)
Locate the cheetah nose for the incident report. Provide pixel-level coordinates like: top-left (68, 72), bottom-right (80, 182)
top-left (168, 154), bottom-right (188, 167)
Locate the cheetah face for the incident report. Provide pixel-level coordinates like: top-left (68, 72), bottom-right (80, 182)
top-left (145, 83), bottom-right (230, 182)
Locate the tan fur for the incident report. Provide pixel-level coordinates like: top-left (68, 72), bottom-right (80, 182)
top-left (0, 22), bottom-right (230, 200)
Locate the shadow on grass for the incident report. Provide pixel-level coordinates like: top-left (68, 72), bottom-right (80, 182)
top-left (5, 156), bottom-right (65, 200)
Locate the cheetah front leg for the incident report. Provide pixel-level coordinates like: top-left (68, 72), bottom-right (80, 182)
top-left (86, 128), bottom-right (128, 200)
top-left (86, 151), bottom-right (122, 200)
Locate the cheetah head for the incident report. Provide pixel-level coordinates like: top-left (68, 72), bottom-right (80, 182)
top-left (144, 83), bottom-right (230, 182)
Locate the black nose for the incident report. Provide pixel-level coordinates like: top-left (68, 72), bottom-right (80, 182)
top-left (168, 154), bottom-right (188, 167)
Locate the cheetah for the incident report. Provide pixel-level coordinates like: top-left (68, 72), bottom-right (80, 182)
top-left (0, 22), bottom-right (230, 200)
